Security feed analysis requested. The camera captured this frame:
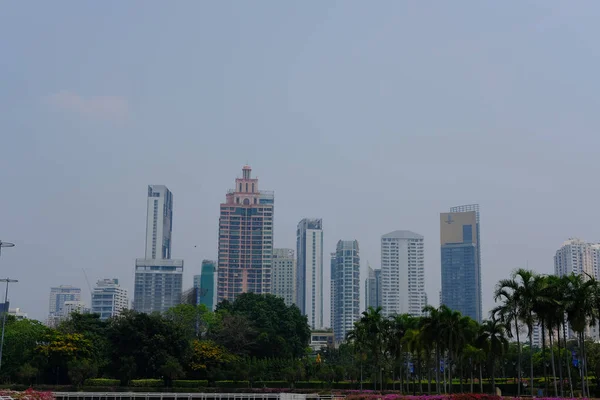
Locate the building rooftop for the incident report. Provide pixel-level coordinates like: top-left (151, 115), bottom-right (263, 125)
top-left (382, 230), bottom-right (423, 239)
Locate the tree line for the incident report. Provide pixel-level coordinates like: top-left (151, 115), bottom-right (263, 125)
top-left (3, 269), bottom-right (600, 397)
top-left (1, 293), bottom-right (310, 386)
top-left (342, 268), bottom-right (600, 397)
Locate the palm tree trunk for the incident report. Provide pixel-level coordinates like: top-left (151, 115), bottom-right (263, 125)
top-left (435, 345), bottom-right (440, 394)
top-left (549, 327), bottom-right (558, 396)
top-left (515, 319), bottom-right (522, 397)
top-left (491, 358), bottom-right (496, 395)
top-left (427, 350), bottom-right (432, 394)
top-left (529, 323), bottom-right (534, 396)
top-left (557, 324), bottom-right (564, 397)
top-left (470, 359), bottom-right (473, 393)
top-left (563, 321), bottom-right (573, 398)
top-left (460, 357), bottom-right (465, 393)
top-left (580, 332), bottom-right (585, 397)
top-left (541, 320), bottom-right (548, 394)
top-left (479, 362), bottom-right (483, 394)
top-left (582, 332), bottom-right (590, 398)
top-left (418, 353), bottom-right (423, 394)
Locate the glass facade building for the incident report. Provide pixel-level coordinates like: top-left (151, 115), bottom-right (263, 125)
top-left (440, 209), bottom-right (481, 322)
top-left (194, 260), bottom-right (217, 310)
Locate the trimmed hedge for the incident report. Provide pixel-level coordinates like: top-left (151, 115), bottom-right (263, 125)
top-left (172, 380), bottom-right (209, 388)
top-left (295, 381), bottom-right (325, 389)
top-left (130, 379), bottom-right (164, 387)
top-left (84, 379), bottom-right (121, 387)
top-left (215, 380), bottom-right (250, 388)
top-left (254, 381), bottom-right (288, 388)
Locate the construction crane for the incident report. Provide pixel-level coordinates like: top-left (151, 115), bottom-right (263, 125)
top-left (82, 268), bottom-right (92, 293)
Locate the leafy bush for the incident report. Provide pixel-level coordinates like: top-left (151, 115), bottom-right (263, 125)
top-left (130, 379), bottom-right (164, 387)
top-left (215, 380), bottom-right (250, 388)
top-left (172, 380), bottom-right (209, 388)
top-left (84, 378), bottom-right (120, 387)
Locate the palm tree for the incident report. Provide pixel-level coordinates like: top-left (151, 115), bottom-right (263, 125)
top-left (421, 305), bottom-right (444, 394)
top-left (437, 305), bottom-right (466, 393)
top-left (494, 276), bottom-right (523, 396)
top-left (347, 306), bottom-right (389, 390)
top-left (477, 316), bottom-right (509, 392)
top-left (510, 268), bottom-right (539, 396)
top-left (388, 313), bottom-right (416, 393)
top-left (563, 273), bottom-right (597, 397)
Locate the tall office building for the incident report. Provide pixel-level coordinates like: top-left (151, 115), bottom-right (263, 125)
top-left (440, 210), bottom-right (481, 322)
top-left (134, 185), bottom-right (183, 313)
top-left (296, 219), bottom-right (324, 329)
top-left (217, 166), bottom-right (274, 302)
top-left (449, 204), bottom-right (482, 315)
top-left (272, 248), bottom-right (296, 307)
top-left (48, 285), bottom-right (81, 326)
top-left (193, 260), bottom-right (217, 310)
top-left (331, 240), bottom-right (360, 343)
top-left (145, 185), bottom-right (173, 260)
top-left (381, 231), bottom-right (426, 317)
top-left (365, 266), bottom-right (382, 310)
top-left (91, 279), bottom-right (128, 320)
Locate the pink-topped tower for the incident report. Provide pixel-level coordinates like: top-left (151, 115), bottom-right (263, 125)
top-left (217, 166), bottom-right (274, 302)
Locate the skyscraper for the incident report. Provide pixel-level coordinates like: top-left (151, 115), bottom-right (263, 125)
top-left (91, 279), bottom-right (128, 320)
top-left (296, 218), bottom-right (324, 329)
top-left (365, 266), bottom-right (382, 310)
top-left (555, 238), bottom-right (597, 278)
top-left (193, 260), bottom-right (217, 310)
top-left (134, 185), bottom-right (183, 313)
top-left (217, 166), bottom-right (274, 302)
top-left (145, 185), bottom-right (173, 260)
top-left (381, 231), bottom-right (426, 317)
top-left (47, 285), bottom-right (81, 327)
top-left (555, 238), bottom-right (600, 339)
top-left (331, 240), bottom-right (360, 343)
top-left (449, 204), bottom-right (482, 315)
top-left (272, 248), bottom-right (296, 307)
top-left (440, 210), bottom-right (481, 322)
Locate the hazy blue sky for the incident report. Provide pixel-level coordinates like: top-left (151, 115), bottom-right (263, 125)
top-left (2, 1), bottom-right (600, 322)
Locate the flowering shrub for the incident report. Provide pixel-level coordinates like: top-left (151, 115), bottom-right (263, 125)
top-left (346, 395), bottom-right (502, 400)
top-left (0, 389), bottom-right (54, 400)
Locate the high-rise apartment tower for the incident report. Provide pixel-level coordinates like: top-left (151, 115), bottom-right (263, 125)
top-left (217, 166), bottom-right (274, 302)
top-left (272, 248), bottom-right (296, 307)
top-left (91, 279), bottom-right (128, 320)
top-left (331, 240), bottom-right (360, 343)
top-left (296, 219), bottom-right (324, 329)
top-left (381, 231), bottom-right (426, 317)
top-left (134, 185), bottom-right (183, 313)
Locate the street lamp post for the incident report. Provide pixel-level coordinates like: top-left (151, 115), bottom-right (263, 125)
top-left (0, 242), bottom-right (15, 258)
top-left (0, 278), bottom-right (18, 373)
top-left (0, 242), bottom-right (16, 374)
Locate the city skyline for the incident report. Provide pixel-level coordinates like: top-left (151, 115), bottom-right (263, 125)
top-left (4, 2), bottom-right (600, 322)
top-left (28, 176), bottom-right (600, 328)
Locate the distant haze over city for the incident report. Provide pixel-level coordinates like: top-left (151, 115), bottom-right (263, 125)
top-left (2, 2), bottom-right (600, 322)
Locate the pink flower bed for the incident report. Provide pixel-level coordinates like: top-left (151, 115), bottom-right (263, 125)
top-left (0, 389), bottom-right (54, 400)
